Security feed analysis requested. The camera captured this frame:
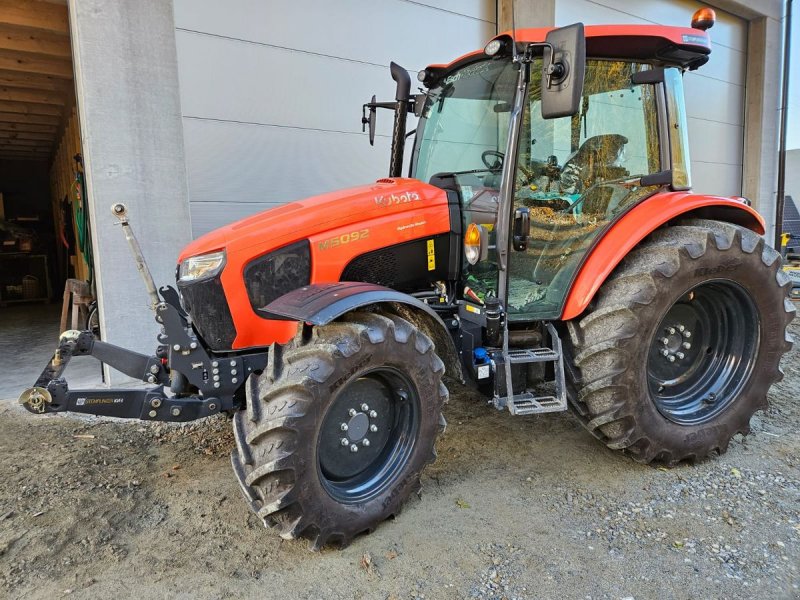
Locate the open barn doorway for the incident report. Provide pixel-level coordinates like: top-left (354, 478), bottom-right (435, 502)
top-left (0, 0), bottom-right (98, 398)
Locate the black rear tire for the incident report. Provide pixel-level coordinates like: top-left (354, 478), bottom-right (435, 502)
top-left (231, 310), bottom-right (448, 549)
top-left (565, 219), bottom-right (794, 463)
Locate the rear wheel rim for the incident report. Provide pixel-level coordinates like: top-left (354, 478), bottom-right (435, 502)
top-left (647, 280), bottom-right (760, 426)
top-left (317, 368), bottom-right (420, 504)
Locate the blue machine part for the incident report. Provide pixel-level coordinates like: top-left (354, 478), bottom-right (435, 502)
top-left (473, 347), bottom-right (489, 364)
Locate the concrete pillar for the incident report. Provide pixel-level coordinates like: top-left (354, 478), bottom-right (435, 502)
top-left (498, 0), bottom-right (555, 31)
top-left (68, 0), bottom-right (191, 383)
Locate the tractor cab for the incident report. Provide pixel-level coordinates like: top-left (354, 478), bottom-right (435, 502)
top-left (408, 24), bottom-right (709, 322)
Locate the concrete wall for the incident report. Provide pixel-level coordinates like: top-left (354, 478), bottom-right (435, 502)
top-left (69, 0), bottom-right (191, 382)
top-left (172, 0), bottom-right (496, 237)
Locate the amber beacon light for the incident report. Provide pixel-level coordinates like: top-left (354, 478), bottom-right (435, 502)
top-left (691, 7), bottom-right (716, 31)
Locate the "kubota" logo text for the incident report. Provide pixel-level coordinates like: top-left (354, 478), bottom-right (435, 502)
top-left (374, 191), bottom-right (421, 206)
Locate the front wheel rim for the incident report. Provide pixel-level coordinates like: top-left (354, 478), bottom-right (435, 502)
top-left (647, 280), bottom-right (760, 426)
top-left (317, 368), bottom-right (420, 504)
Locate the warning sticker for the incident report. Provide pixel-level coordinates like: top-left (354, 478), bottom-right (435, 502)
top-left (427, 239), bottom-right (436, 271)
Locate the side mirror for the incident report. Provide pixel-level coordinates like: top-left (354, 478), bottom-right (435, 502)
top-left (361, 95), bottom-right (377, 146)
top-left (541, 23), bottom-right (586, 119)
top-left (512, 207), bottom-right (530, 251)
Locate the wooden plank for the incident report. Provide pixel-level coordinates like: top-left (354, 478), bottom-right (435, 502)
top-left (0, 129), bottom-right (53, 140)
top-left (0, 153), bottom-right (49, 161)
top-left (0, 136), bottom-right (50, 147)
top-left (0, 146), bottom-right (50, 155)
top-left (0, 109), bottom-right (58, 124)
top-left (0, 49), bottom-right (72, 78)
top-left (0, 85), bottom-right (64, 105)
top-left (0, 121), bottom-right (57, 133)
top-left (0, 24), bottom-right (71, 59)
top-left (0, 1), bottom-right (69, 36)
top-left (0, 98), bottom-right (62, 115)
top-left (0, 68), bottom-right (71, 91)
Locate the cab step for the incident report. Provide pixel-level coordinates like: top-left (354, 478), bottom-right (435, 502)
top-left (493, 323), bottom-right (567, 415)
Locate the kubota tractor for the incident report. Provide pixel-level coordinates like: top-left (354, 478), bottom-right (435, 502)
top-left (20, 10), bottom-right (794, 549)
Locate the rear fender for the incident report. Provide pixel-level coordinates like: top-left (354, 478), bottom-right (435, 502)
top-left (561, 192), bottom-right (765, 320)
top-left (261, 282), bottom-right (463, 381)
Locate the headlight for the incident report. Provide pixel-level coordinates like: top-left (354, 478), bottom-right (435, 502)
top-left (179, 250), bottom-right (226, 282)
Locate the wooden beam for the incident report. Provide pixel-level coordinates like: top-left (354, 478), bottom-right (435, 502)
top-left (0, 110), bottom-right (59, 124)
top-left (0, 85), bottom-right (64, 105)
top-left (0, 99), bottom-right (62, 115)
top-left (0, 68), bottom-right (71, 92)
top-left (0, 121), bottom-right (57, 133)
top-left (0, 129), bottom-right (53, 141)
top-left (0, 1), bottom-right (69, 36)
top-left (0, 49), bottom-right (72, 78)
top-left (0, 148), bottom-right (49, 154)
top-left (0, 24), bottom-right (71, 59)
top-left (0, 136), bottom-right (50, 147)
top-left (0, 154), bottom-right (49, 161)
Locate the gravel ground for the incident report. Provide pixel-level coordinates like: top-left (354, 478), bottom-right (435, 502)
top-left (0, 318), bottom-right (797, 599)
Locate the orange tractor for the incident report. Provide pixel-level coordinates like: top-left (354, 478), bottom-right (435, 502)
top-left (21, 11), bottom-right (794, 549)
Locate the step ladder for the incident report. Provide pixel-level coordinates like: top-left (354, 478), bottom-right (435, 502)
top-left (495, 323), bottom-right (567, 415)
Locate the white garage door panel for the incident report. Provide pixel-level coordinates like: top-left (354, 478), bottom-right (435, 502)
top-left (556, 0), bottom-right (746, 51)
top-left (683, 72), bottom-right (743, 126)
top-left (183, 118), bottom-right (393, 236)
top-left (694, 42), bottom-right (746, 86)
top-left (403, 0), bottom-right (495, 21)
top-left (687, 118), bottom-right (743, 166)
top-left (689, 161), bottom-right (742, 197)
top-left (173, 0), bottom-right (495, 73)
top-left (176, 31), bottom-right (401, 137)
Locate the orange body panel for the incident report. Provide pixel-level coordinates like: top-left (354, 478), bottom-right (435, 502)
top-left (180, 179), bottom-right (451, 349)
top-left (427, 25), bottom-right (709, 71)
top-left (561, 192), bottom-right (765, 321)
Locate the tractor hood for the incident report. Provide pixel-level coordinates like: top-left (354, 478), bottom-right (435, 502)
top-left (178, 177), bottom-right (449, 264)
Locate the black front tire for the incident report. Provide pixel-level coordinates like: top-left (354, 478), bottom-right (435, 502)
top-left (231, 310), bottom-right (447, 549)
top-left (565, 219), bottom-right (794, 464)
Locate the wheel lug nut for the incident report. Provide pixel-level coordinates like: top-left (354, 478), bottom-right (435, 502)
top-left (340, 423), bottom-right (348, 431)
top-left (369, 424), bottom-right (378, 433)
top-left (348, 408), bottom-right (357, 417)
top-left (666, 327), bottom-right (676, 335)
top-left (683, 331), bottom-right (691, 339)
top-left (350, 444), bottom-right (359, 453)
top-left (341, 438), bottom-right (349, 446)
top-left (360, 403), bottom-right (369, 411)
top-left (677, 324), bottom-right (685, 332)
top-left (668, 355), bottom-right (676, 363)
top-left (362, 438), bottom-right (370, 447)
top-left (676, 352), bottom-right (685, 360)
top-left (682, 342), bottom-right (691, 350)
top-left (661, 338), bottom-right (669, 345)
top-left (369, 410), bottom-right (377, 418)
top-left (660, 349), bottom-right (669, 357)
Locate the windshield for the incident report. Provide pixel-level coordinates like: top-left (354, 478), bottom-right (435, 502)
top-left (411, 59), bottom-right (518, 184)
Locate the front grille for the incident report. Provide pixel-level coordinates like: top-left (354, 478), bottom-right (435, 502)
top-left (178, 276), bottom-right (237, 350)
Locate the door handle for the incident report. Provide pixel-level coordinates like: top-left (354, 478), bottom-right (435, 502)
top-left (513, 207), bottom-right (530, 251)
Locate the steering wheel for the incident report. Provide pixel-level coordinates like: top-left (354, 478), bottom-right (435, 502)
top-left (482, 150), bottom-right (504, 171)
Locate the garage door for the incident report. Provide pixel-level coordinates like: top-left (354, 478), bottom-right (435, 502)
top-left (555, 0), bottom-right (747, 198)
top-left (172, 0), bottom-right (496, 236)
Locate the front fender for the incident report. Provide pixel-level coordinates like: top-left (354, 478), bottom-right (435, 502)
top-left (561, 192), bottom-right (765, 320)
top-left (260, 282), bottom-right (463, 381)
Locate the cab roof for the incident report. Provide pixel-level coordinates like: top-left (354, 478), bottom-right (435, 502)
top-left (426, 24), bottom-right (711, 74)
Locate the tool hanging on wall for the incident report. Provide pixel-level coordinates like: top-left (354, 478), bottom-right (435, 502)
top-left (71, 154), bottom-right (94, 286)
